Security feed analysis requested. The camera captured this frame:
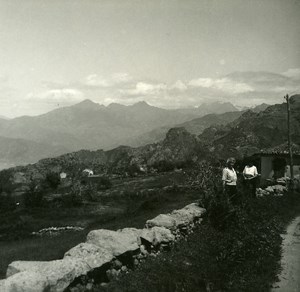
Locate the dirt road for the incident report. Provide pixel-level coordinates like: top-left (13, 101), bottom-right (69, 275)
top-left (272, 216), bottom-right (300, 292)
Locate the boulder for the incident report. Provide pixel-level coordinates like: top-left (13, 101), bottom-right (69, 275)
top-left (146, 214), bottom-right (177, 230)
top-left (5, 259), bottom-right (90, 292)
top-left (181, 203), bottom-right (206, 218)
top-left (170, 209), bottom-right (196, 227)
top-left (0, 271), bottom-right (48, 292)
top-left (86, 229), bottom-right (139, 256)
top-left (7, 261), bottom-right (49, 278)
top-left (64, 242), bottom-right (114, 270)
top-left (140, 226), bottom-right (175, 246)
top-left (117, 228), bottom-right (142, 245)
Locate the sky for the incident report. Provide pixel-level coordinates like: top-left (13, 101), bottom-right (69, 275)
top-left (0, 0), bottom-right (300, 118)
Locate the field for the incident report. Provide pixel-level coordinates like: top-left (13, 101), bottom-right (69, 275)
top-left (1, 167), bottom-right (300, 292)
top-left (0, 171), bottom-right (200, 279)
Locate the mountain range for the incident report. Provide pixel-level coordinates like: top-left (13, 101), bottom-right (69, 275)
top-left (0, 100), bottom-right (239, 169)
top-left (1, 95), bottom-right (299, 184)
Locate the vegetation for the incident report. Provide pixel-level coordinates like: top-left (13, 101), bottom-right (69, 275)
top-left (94, 170), bottom-right (300, 292)
top-left (1, 160), bottom-right (300, 291)
top-left (0, 171), bottom-right (199, 279)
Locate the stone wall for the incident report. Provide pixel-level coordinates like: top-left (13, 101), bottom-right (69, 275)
top-left (0, 203), bottom-right (206, 292)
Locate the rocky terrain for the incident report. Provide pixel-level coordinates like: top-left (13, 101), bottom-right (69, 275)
top-left (199, 94), bottom-right (300, 159)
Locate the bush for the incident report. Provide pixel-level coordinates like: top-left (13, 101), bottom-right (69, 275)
top-left (24, 190), bottom-right (44, 208)
top-left (66, 182), bottom-right (84, 206)
top-left (96, 177), bottom-right (112, 190)
top-left (45, 172), bottom-right (60, 189)
top-left (0, 193), bottom-right (16, 212)
top-left (0, 169), bottom-right (14, 194)
top-left (153, 160), bottom-right (175, 172)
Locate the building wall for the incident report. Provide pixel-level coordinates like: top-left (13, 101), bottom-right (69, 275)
top-left (261, 156), bottom-right (273, 179)
top-left (285, 164), bottom-right (300, 178)
top-left (261, 156), bottom-right (300, 179)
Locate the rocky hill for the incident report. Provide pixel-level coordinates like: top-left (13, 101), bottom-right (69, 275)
top-left (0, 127), bottom-right (204, 189)
top-left (199, 94), bottom-right (300, 159)
top-left (126, 111), bottom-right (243, 147)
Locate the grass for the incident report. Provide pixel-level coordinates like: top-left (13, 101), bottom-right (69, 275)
top-left (0, 171), bottom-right (199, 279)
top-left (95, 190), bottom-right (300, 292)
top-left (3, 167), bottom-right (299, 291)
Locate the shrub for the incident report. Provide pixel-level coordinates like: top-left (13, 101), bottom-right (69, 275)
top-left (96, 176), bottom-right (112, 190)
top-left (45, 172), bottom-right (60, 189)
top-left (0, 192), bottom-right (16, 212)
top-left (153, 160), bottom-right (175, 172)
top-left (0, 169), bottom-right (14, 194)
top-left (24, 190), bottom-right (44, 208)
top-left (67, 182), bottom-right (84, 206)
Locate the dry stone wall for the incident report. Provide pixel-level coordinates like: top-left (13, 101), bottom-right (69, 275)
top-left (0, 203), bottom-right (206, 292)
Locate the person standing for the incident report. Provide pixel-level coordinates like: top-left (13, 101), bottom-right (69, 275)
top-left (222, 158), bottom-right (238, 203)
top-left (243, 161), bottom-right (258, 198)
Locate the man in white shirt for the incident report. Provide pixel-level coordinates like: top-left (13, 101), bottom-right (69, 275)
top-left (243, 161), bottom-right (259, 198)
top-left (222, 157), bottom-right (238, 203)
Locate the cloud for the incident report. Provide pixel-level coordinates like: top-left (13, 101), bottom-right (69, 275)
top-left (170, 80), bottom-right (188, 91)
top-left (84, 74), bottom-right (111, 87)
top-left (31, 70), bottom-right (300, 113)
top-left (27, 88), bottom-right (84, 102)
top-left (282, 68), bottom-right (300, 80)
top-left (225, 71), bottom-right (300, 94)
top-left (120, 82), bottom-right (167, 96)
top-left (83, 73), bottom-right (132, 88)
top-left (188, 77), bottom-right (254, 94)
top-left (112, 73), bottom-right (132, 83)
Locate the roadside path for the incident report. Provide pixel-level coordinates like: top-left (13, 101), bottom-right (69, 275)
top-left (272, 216), bottom-right (300, 292)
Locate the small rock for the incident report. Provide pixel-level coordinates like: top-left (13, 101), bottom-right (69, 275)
top-left (137, 254), bottom-right (144, 260)
top-left (86, 282), bottom-right (93, 290)
top-left (100, 282), bottom-right (108, 287)
top-left (106, 268), bottom-right (118, 280)
top-left (113, 259), bottom-right (122, 269)
top-left (140, 245), bottom-right (148, 256)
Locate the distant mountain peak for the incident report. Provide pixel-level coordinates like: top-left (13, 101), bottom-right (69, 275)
top-left (107, 102), bottom-right (126, 109)
top-left (72, 99), bottom-right (101, 109)
top-left (132, 101), bottom-right (151, 108)
top-left (0, 115), bottom-right (9, 120)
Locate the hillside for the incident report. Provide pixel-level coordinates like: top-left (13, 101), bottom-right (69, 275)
top-left (174, 101), bottom-right (238, 116)
top-left (125, 111), bottom-right (242, 147)
top-left (199, 94), bottom-right (300, 159)
top-left (0, 100), bottom-right (239, 169)
top-left (125, 103), bottom-right (268, 147)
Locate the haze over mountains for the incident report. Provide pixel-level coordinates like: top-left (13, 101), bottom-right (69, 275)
top-left (0, 100), bottom-right (242, 169)
top-left (4, 95), bottom-right (299, 181)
